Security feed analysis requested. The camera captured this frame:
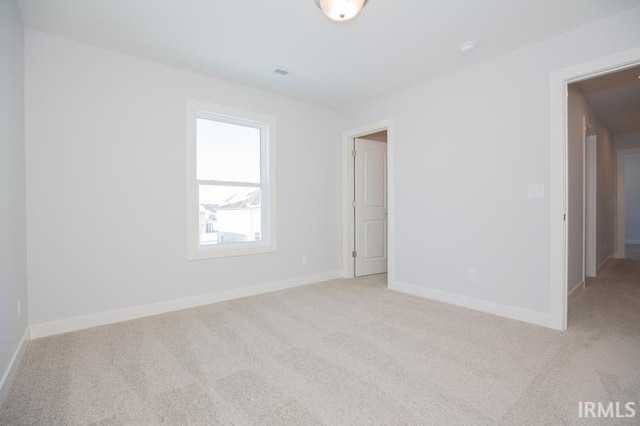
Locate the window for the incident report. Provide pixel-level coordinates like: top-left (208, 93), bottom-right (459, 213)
top-left (187, 100), bottom-right (276, 259)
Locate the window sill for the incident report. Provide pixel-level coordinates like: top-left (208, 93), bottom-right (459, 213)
top-left (187, 241), bottom-right (276, 260)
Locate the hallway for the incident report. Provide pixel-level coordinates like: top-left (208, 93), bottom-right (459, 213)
top-left (626, 244), bottom-right (640, 260)
top-left (573, 259), bottom-right (640, 325)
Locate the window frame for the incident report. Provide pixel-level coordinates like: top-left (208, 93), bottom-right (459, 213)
top-left (187, 99), bottom-right (277, 260)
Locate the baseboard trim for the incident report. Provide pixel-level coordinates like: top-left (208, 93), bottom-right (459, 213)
top-left (389, 281), bottom-right (556, 329)
top-left (30, 270), bottom-right (342, 339)
top-left (597, 256), bottom-right (613, 272)
top-left (625, 239), bottom-right (640, 245)
top-left (0, 328), bottom-right (30, 408)
top-left (568, 280), bottom-right (585, 299)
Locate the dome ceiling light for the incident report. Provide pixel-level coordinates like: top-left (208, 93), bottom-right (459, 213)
top-left (314, 0), bottom-right (369, 22)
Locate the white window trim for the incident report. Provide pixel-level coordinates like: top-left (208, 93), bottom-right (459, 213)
top-left (186, 99), bottom-right (277, 260)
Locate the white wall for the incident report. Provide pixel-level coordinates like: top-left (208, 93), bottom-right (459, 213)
top-left (21, 6), bottom-right (640, 334)
top-left (0, 0), bottom-right (28, 402)
top-left (625, 153), bottom-right (640, 243)
top-left (25, 30), bottom-right (344, 328)
top-left (567, 86), bottom-right (615, 289)
top-left (345, 7), bottom-right (640, 318)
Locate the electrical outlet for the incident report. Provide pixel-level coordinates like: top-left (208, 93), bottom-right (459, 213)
top-left (468, 268), bottom-right (478, 282)
top-left (17, 298), bottom-right (21, 319)
top-left (302, 254), bottom-right (309, 265)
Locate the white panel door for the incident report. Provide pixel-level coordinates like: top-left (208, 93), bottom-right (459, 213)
top-left (355, 138), bottom-right (387, 276)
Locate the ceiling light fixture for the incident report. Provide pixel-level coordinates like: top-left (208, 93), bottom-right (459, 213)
top-left (314, 0), bottom-right (369, 22)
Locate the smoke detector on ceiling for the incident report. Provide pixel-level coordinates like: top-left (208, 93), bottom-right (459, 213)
top-left (459, 41), bottom-right (477, 55)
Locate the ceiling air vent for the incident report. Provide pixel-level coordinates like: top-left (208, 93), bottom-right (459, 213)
top-left (274, 67), bottom-right (290, 76)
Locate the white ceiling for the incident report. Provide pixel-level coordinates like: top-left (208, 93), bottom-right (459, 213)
top-left (17, 0), bottom-right (640, 110)
top-left (575, 66), bottom-right (640, 135)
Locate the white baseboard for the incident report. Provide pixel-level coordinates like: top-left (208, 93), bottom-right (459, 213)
top-left (568, 280), bottom-right (585, 299)
top-left (389, 281), bottom-right (556, 329)
top-left (625, 239), bottom-right (640, 245)
top-left (597, 256), bottom-right (613, 272)
top-left (30, 270), bottom-right (342, 339)
top-left (0, 328), bottom-right (30, 408)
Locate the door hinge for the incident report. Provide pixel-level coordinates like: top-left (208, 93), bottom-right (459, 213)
top-left (352, 149), bottom-right (357, 158)
top-left (352, 250), bottom-right (357, 258)
top-left (352, 200), bottom-right (357, 208)
top-left (563, 213), bottom-right (566, 221)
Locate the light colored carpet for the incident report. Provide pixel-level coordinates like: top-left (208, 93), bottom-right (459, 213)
top-left (1, 261), bottom-right (639, 425)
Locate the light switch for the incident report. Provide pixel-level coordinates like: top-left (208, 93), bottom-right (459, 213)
top-left (528, 184), bottom-right (545, 199)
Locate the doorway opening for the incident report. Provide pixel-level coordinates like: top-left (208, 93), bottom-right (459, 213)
top-left (342, 121), bottom-right (394, 280)
top-left (551, 47), bottom-right (640, 330)
top-left (617, 149), bottom-right (640, 259)
top-left (353, 132), bottom-right (387, 277)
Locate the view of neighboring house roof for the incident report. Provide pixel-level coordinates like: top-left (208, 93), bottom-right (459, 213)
top-left (217, 189), bottom-right (260, 210)
top-left (200, 204), bottom-right (217, 214)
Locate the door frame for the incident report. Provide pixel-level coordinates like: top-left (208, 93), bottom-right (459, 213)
top-left (584, 132), bottom-right (597, 278)
top-left (549, 46), bottom-right (640, 330)
top-left (342, 120), bottom-right (395, 281)
top-left (616, 148), bottom-right (640, 258)
top-left (354, 137), bottom-right (388, 277)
